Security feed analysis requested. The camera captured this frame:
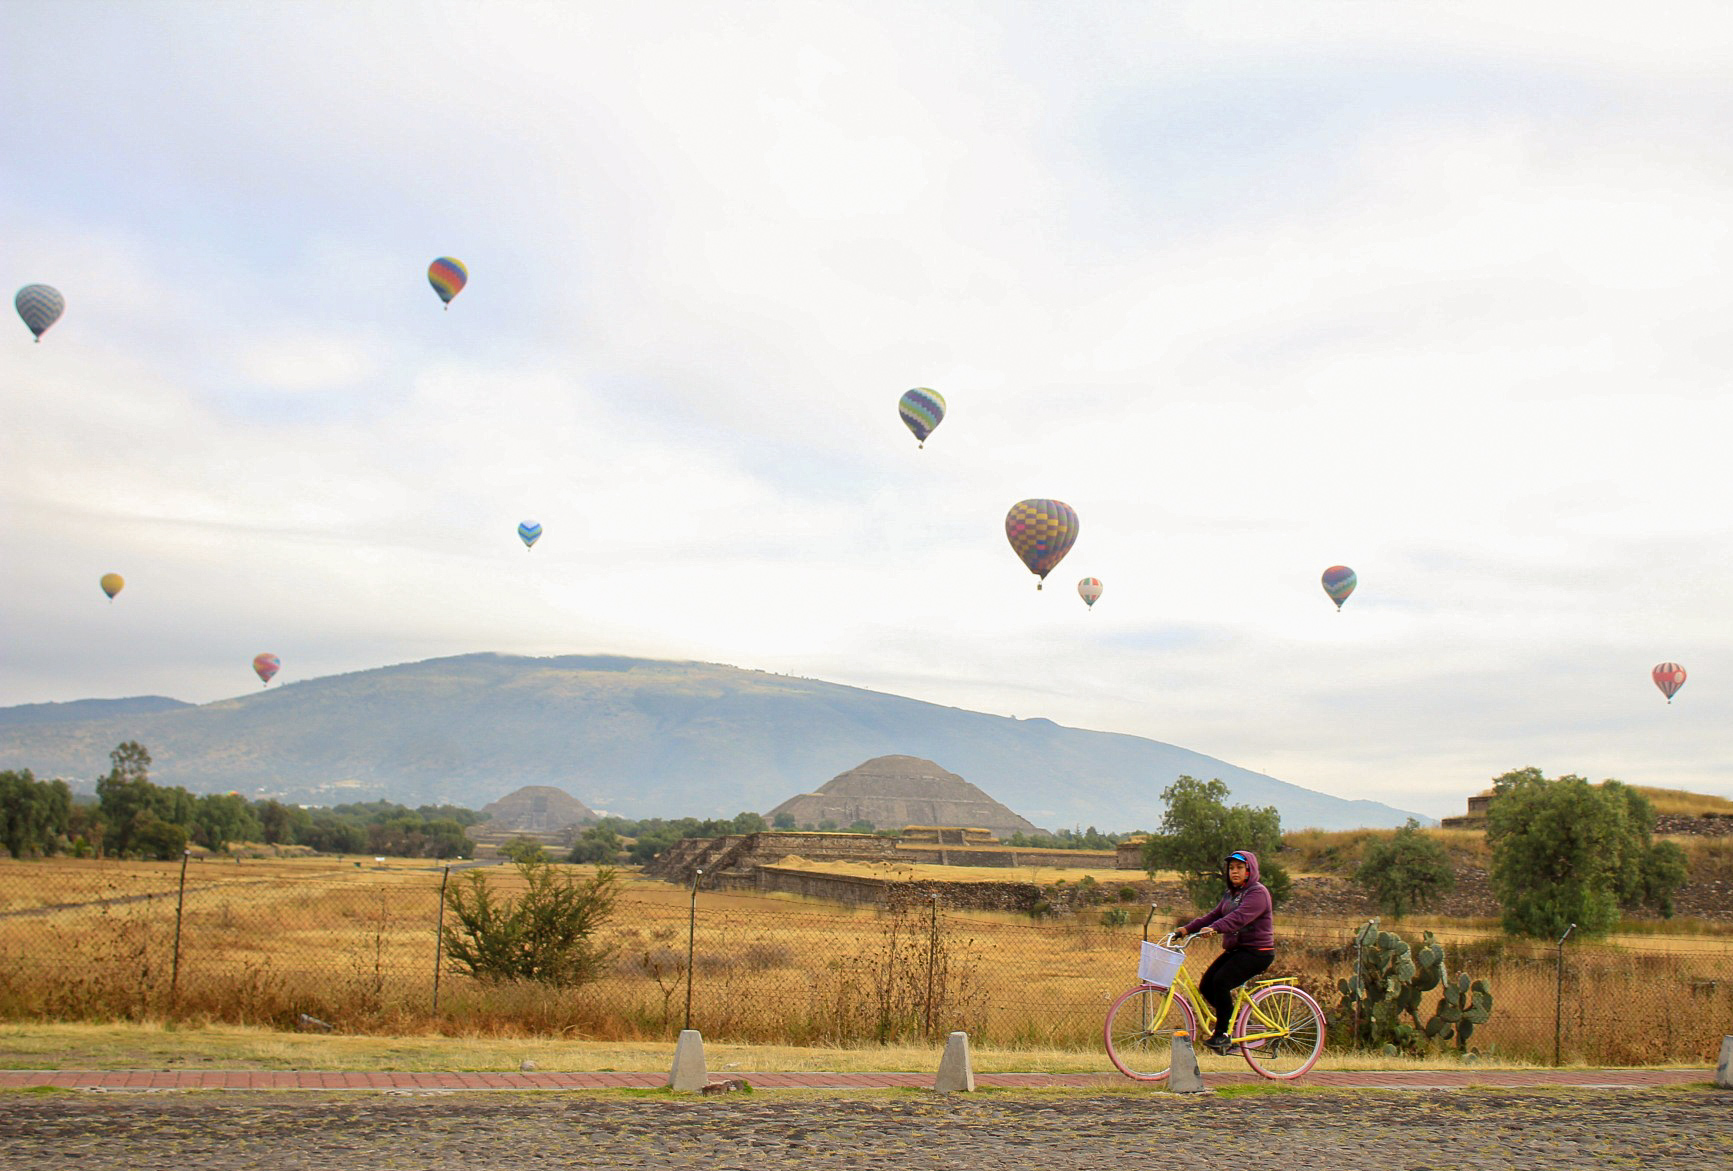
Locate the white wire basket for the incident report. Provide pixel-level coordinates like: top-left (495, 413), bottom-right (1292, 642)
top-left (1138, 940), bottom-right (1185, 988)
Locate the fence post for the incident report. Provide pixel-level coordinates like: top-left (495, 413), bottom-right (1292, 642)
top-left (169, 847), bottom-right (190, 1012)
top-left (1553, 922), bottom-right (1576, 1067)
top-left (431, 865), bottom-right (451, 1014)
top-left (925, 893), bottom-right (939, 1039)
top-left (685, 868), bottom-right (702, 1032)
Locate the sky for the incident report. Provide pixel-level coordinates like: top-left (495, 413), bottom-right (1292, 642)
top-left (4, 1), bottom-right (1732, 821)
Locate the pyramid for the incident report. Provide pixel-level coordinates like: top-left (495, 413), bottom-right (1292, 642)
top-left (765, 756), bottom-right (1042, 839)
top-left (476, 785), bottom-right (597, 833)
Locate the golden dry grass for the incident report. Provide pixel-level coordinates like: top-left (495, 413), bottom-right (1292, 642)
top-left (1, 856), bottom-right (1729, 1065)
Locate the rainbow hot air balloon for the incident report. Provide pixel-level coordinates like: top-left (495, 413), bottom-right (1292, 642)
top-left (1078, 577), bottom-right (1102, 610)
top-left (15, 284), bottom-right (65, 341)
top-left (1321, 565), bottom-right (1357, 611)
top-left (1005, 499), bottom-right (1079, 590)
top-left (427, 257), bottom-right (468, 308)
top-left (898, 387), bottom-right (946, 448)
top-left (99, 573), bottom-right (125, 601)
top-left (1652, 662), bottom-right (1686, 704)
top-left (253, 653), bottom-right (281, 686)
top-left (517, 520), bottom-right (542, 550)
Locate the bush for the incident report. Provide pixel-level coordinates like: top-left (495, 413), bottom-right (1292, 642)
top-left (1354, 819), bottom-right (1455, 920)
top-left (442, 859), bottom-right (621, 985)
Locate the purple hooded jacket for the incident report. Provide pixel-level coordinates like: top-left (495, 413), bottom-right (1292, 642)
top-left (1181, 850), bottom-right (1275, 951)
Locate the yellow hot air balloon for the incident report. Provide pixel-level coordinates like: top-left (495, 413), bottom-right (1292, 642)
top-left (100, 573), bottom-right (125, 601)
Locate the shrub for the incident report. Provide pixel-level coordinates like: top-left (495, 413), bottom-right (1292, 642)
top-left (442, 859), bottom-right (621, 985)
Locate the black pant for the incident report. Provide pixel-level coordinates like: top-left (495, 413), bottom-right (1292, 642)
top-left (1199, 947), bottom-right (1274, 1038)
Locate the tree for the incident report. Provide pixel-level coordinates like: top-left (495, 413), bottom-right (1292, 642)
top-left (1141, 776), bottom-right (1290, 908)
top-left (568, 825), bottom-right (621, 864)
top-left (0, 770), bottom-right (73, 858)
top-left (1486, 767), bottom-right (1689, 938)
top-left (95, 741), bottom-right (154, 857)
top-left (132, 816), bottom-right (187, 861)
top-left (191, 793), bottom-right (262, 853)
top-left (1354, 819), bottom-right (1455, 920)
top-left (501, 835), bottom-right (549, 864)
top-left (442, 859), bottom-right (621, 985)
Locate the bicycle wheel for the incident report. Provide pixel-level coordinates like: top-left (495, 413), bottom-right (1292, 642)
top-left (1105, 983), bottom-right (1198, 1081)
top-left (1233, 984), bottom-right (1325, 1079)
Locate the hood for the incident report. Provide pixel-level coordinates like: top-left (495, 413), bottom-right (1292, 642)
top-left (1223, 849), bottom-right (1261, 887)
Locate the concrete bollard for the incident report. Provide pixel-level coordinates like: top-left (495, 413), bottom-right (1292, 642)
top-left (1716, 1036), bottom-right (1733, 1090)
top-left (668, 1028), bottom-right (709, 1092)
top-left (934, 1031), bottom-right (976, 1093)
top-left (1167, 1031), bottom-right (1205, 1093)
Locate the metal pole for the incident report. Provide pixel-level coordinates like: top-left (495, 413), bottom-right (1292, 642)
top-left (432, 865), bottom-right (451, 1014)
top-left (170, 848), bottom-right (190, 1012)
top-left (925, 893), bottom-right (939, 1038)
top-left (684, 868), bottom-right (702, 1032)
top-left (1554, 922), bottom-right (1576, 1067)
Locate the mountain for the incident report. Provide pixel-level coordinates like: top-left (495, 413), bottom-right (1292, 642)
top-left (0, 697), bottom-right (192, 728)
top-left (767, 755), bottom-right (1044, 838)
top-left (0, 652), bottom-right (1426, 831)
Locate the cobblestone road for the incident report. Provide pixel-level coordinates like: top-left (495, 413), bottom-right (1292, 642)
top-left (0, 1088), bottom-right (1727, 1169)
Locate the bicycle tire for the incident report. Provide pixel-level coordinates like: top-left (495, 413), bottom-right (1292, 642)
top-left (1233, 984), bottom-right (1325, 1079)
top-left (1104, 982), bottom-right (1198, 1081)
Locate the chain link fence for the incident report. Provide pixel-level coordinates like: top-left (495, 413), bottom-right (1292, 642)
top-left (0, 856), bottom-right (1727, 1065)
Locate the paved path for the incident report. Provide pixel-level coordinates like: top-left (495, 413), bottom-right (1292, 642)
top-left (0, 1075), bottom-right (1725, 1170)
top-left (0, 1066), bottom-right (1710, 1091)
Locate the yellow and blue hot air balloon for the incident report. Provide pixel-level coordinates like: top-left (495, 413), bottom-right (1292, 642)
top-left (1321, 565), bottom-right (1356, 611)
top-left (15, 284), bottom-right (65, 342)
top-left (898, 387), bottom-right (946, 448)
top-left (99, 573), bottom-right (125, 601)
top-left (517, 521), bottom-right (542, 550)
top-left (1005, 499), bottom-right (1079, 590)
top-left (427, 258), bottom-right (468, 309)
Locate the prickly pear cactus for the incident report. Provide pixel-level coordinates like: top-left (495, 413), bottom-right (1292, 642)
top-left (1338, 920), bottom-right (1482, 1054)
top-left (1425, 971), bottom-right (1494, 1050)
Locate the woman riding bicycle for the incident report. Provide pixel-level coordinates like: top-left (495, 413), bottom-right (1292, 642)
top-left (1173, 850), bottom-right (1274, 1054)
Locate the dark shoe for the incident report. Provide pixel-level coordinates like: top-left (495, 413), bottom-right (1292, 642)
top-left (1203, 1034), bottom-right (1234, 1055)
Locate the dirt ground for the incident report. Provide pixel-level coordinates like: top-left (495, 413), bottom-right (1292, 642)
top-left (0, 1087), bottom-right (1726, 1169)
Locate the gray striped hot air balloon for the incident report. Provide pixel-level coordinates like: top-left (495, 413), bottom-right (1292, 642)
top-left (15, 285), bottom-right (65, 342)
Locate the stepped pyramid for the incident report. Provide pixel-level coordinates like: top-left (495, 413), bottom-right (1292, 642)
top-left (766, 755), bottom-right (1043, 839)
top-left (476, 785), bottom-right (597, 834)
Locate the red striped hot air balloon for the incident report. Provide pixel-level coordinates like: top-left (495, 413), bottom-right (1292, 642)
top-left (1652, 662), bottom-right (1686, 704)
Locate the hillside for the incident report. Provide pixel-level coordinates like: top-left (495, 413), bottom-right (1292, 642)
top-left (0, 652), bottom-right (1425, 832)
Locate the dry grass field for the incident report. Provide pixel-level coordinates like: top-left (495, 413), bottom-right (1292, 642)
top-left (1, 854), bottom-right (1729, 1066)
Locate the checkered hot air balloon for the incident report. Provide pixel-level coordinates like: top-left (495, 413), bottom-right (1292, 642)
top-left (15, 284), bottom-right (65, 341)
top-left (1078, 577), bottom-right (1103, 610)
top-left (517, 521), bottom-right (542, 550)
top-left (427, 258), bottom-right (468, 308)
top-left (1005, 499), bottom-right (1079, 590)
top-left (1652, 662), bottom-right (1686, 704)
top-left (1321, 565), bottom-right (1357, 611)
top-left (898, 387), bottom-right (946, 448)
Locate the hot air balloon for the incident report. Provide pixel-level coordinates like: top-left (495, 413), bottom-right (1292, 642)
top-left (99, 573), bottom-right (124, 601)
top-left (253, 653), bottom-right (281, 686)
top-left (1078, 577), bottom-right (1103, 610)
top-left (517, 521), bottom-right (542, 550)
top-left (1653, 662), bottom-right (1686, 704)
top-left (15, 284), bottom-right (64, 342)
top-left (1005, 499), bottom-right (1079, 589)
top-left (898, 387), bottom-right (946, 448)
top-left (427, 258), bottom-right (468, 308)
top-left (1321, 565), bottom-right (1356, 610)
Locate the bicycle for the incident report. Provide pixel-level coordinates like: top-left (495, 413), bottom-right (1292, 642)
top-left (1104, 923), bottom-right (1326, 1081)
